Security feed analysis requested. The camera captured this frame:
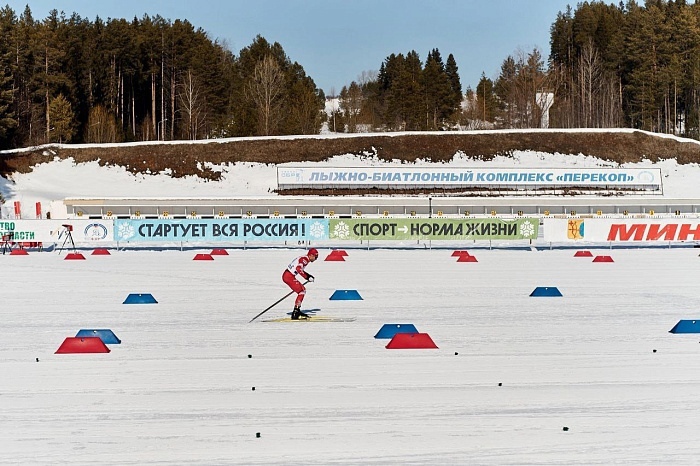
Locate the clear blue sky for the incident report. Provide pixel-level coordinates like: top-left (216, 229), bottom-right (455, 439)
top-left (5, 0), bottom-right (574, 95)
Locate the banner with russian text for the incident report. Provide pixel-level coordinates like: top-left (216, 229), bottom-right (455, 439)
top-left (543, 217), bottom-right (700, 243)
top-left (328, 218), bottom-right (539, 241)
top-left (114, 218), bottom-right (330, 242)
top-left (278, 166), bottom-right (662, 191)
top-left (0, 219), bottom-right (114, 243)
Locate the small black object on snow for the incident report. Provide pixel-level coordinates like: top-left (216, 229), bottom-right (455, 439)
top-left (563, 426), bottom-right (569, 431)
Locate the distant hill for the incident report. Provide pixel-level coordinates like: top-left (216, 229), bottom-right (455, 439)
top-left (2, 130), bottom-right (699, 192)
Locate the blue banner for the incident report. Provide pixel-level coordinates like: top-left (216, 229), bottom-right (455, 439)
top-left (114, 218), bottom-right (329, 242)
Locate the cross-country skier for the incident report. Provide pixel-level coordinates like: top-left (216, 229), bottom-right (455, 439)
top-left (282, 248), bottom-right (318, 319)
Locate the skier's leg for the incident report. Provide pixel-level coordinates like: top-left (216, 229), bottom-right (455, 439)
top-left (292, 285), bottom-right (309, 318)
top-left (283, 275), bottom-right (307, 319)
top-left (294, 286), bottom-right (306, 308)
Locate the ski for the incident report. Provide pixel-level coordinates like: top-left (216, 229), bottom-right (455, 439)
top-left (262, 316), bottom-right (356, 323)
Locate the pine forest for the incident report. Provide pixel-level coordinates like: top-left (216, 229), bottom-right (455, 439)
top-left (1, 1), bottom-right (700, 149)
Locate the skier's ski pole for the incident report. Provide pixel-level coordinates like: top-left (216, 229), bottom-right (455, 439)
top-left (249, 280), bottom-right (309, 323)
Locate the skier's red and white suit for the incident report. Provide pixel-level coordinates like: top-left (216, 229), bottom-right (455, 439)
top-left (282, 255), bottom-right (313, 308)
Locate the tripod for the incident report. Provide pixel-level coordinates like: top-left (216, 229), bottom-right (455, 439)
top-left (1, 232), bottom-right (14, 255)
top-left (58, 224), bottom-right (76, 254)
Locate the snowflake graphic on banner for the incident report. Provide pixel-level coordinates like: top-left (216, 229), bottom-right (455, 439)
top-left (519, 220), bottom-right (536, 238)
top-left (117, 222), bottom-right (136, 240)
top-left (332, 221), bottom-right (350, 239)
top-left (308, 221), bottom-right (326, 238)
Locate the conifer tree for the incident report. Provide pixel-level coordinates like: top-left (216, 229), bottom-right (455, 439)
top-left (339, 81), bottom-right (363, 132)
top-left (475, 73), bottom-right (497, 123)
top-left (48, 93), bottom-right (75, 142)
top-left (623, 1), bottom-right (666, 130)
top-left (38, 10), bottom-right (71, 143)
top-left (282, 62), bottom-right (323, 135)
top-left (358, 75), bottom-right (382, 130)
top-left (422, 48), bottom-right (453, 129)
top-left (445, 54), bottom-right (462, 113)
top-left (0, 6), bottom-right (18, 148)
top-left (494, 56), bottom-right (517, 127)
top-left (14, 6), bottom-right (44, 145)
top-left (402, 50), bottom-right (424, 130)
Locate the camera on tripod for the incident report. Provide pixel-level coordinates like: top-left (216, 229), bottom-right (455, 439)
top-left (58, 224), bottom-right (76, 253)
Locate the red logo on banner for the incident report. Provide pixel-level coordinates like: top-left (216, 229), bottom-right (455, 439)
top-left (607, 223), bottom-right (700, 241)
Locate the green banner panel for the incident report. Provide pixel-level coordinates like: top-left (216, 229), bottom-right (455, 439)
top-left (328, 218), bottom-right (538, 240)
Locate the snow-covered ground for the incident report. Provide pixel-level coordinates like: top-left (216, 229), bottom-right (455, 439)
top-left (2, 131), bottom-right (700, 464)
top-left (3, 130), bottom-right (700, 217)
top-left (2, 246), bottom-right (700, 464)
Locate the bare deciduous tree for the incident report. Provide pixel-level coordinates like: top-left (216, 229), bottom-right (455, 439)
top-left (86, 104), bottom-right (119, 143)
top-left (178, 70), bottom-right (205, 140)
top-left (579, 39), bottom-right (601, 127)
top-left (245, 55), bottom-right (285, 136)
top-left (357, 70), bottom-right (377, 87)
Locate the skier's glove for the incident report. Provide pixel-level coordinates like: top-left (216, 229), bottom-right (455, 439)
top-left (306, 274), bottom-right (315, 282)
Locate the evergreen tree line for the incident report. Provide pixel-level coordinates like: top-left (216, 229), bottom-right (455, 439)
top-left (333, 1), bottom-right (700, 138)
top-left (330, 49), bottom-right (463, 132)
top-left (331, 45), bottom-right (549, 133)
top-left (0, 5), bottom-right (324, 149)
top-left (5, 2), bottom-right (700, 148)
top-left (548, 0), bottom-right (700, 136)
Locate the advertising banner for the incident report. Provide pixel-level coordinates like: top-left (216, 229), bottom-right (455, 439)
top-left (543, 217), bottom-right (700, 243)
top-left (278, 166), bottom-right (663, 191)
top-left (0, 219), bottom-right (114, 243)
top-left (328, 218), bottom-right (539, 241)
top-left (114, 218), bottom-right (330, 242)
